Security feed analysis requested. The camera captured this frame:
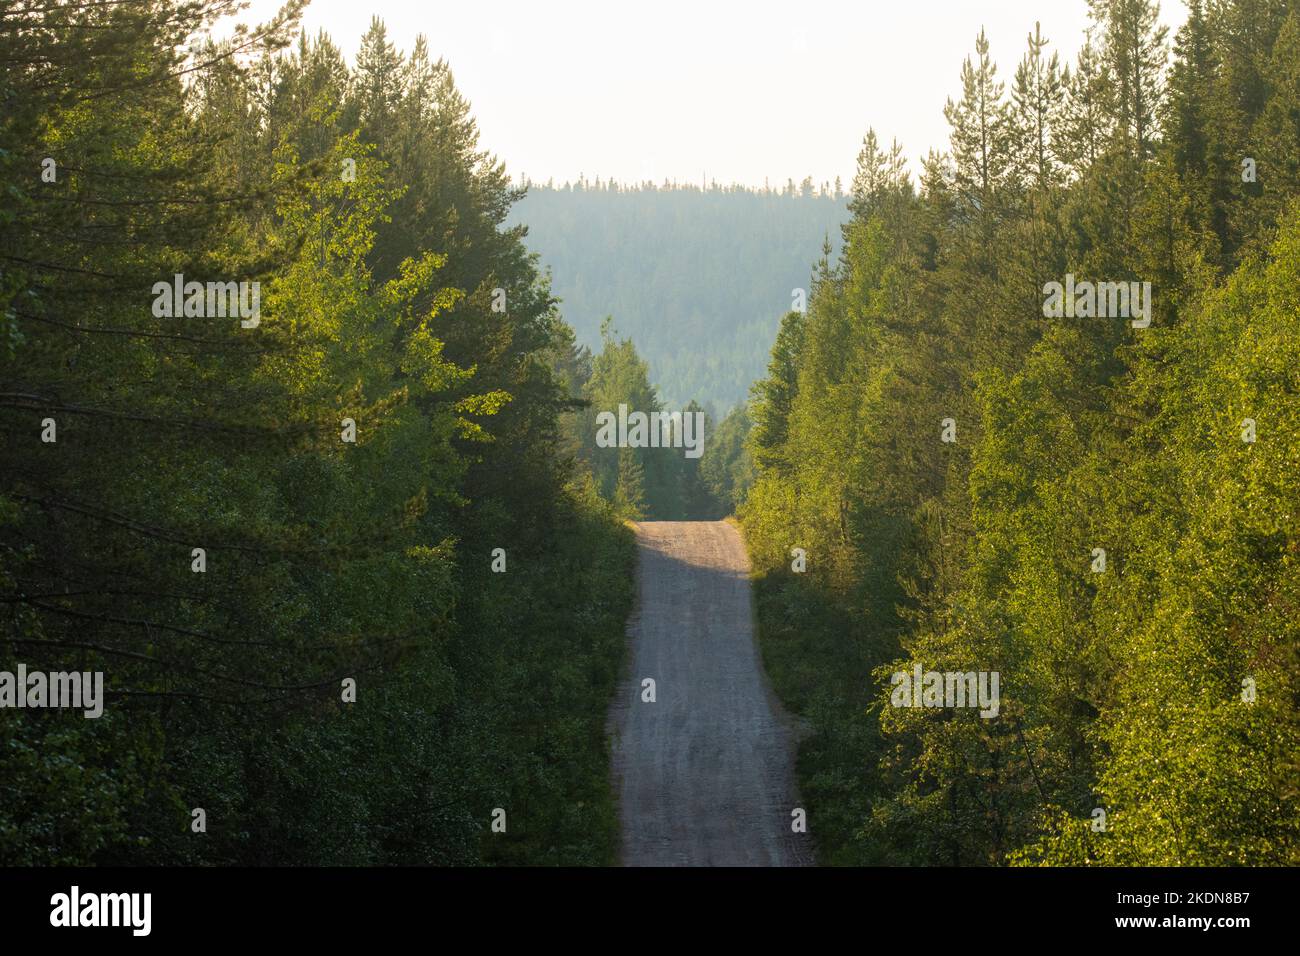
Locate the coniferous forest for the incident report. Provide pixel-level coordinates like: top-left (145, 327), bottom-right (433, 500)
top-left (742, 0), bottom-right (1300, 866)
top-left (1, 0), bottom-right (1298, 903)
top-left (1, 1), bottom-right (635, 865)
top-left (510, 180), bottom-right (848, 413)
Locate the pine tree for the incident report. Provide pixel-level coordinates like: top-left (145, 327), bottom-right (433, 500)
top-left (1254, 12), bottom-right (1300, 236)
top-left (614, 447), bottom-right (647, 519)
top-left (747, 310), bottom-right (806, 475)
top-left (1056, 33), bottom-right (1115, 175)
top-left (1011, 23), bottom-right (1065, 192)
top-left (1089, 0), bottom-right (1168, 160)
top-left (944, 29), bottom-right (1013, 210)
top-left (353, 17), bottom-right (404, 144)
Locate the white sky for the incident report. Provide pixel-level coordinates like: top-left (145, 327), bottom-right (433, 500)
top-left (231, 0), bottom-right (1188, 189)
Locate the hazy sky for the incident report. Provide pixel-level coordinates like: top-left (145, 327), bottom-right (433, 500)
top-left (233, 0), bottom-right (1188, 189)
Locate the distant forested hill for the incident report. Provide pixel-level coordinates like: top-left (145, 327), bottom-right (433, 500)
top-left (510, 181), bottom-right (849, 413)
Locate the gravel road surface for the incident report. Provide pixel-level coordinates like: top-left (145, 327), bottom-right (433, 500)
top-left (608, 521), bottom-right (812, 866)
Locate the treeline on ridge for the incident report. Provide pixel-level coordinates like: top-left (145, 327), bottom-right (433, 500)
top-left (511, 179), bottom-right (848, 414)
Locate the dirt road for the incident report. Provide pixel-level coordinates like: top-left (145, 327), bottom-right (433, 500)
top-left (608, 521), bottom-right (812, 866)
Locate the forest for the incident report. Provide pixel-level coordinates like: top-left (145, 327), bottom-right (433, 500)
top-left (3, 0), bottom-right (1296, 872)
top-left (0, 1), bottom-right (635, 865)
top-left (510, 179), bottom-right (848, 413)
top-left (564, 318), bottom-right (753, 521)
top-left (741, 0), bottom-right (1300, 865)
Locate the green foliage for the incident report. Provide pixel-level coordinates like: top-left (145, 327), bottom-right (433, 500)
top-left (743, 3), bottom-right (1299, 866)
top-left (570, 321), bottom-right (720, 520)
top-left (511, 181), bottom-right (848, 412)
top-left (699, 405), bottom-right (754, 515)
top-left (0, 4), bottom-right (633, 865)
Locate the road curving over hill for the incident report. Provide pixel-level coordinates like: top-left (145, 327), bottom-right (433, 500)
top-left (608, 520), bottom-right (813, 866)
